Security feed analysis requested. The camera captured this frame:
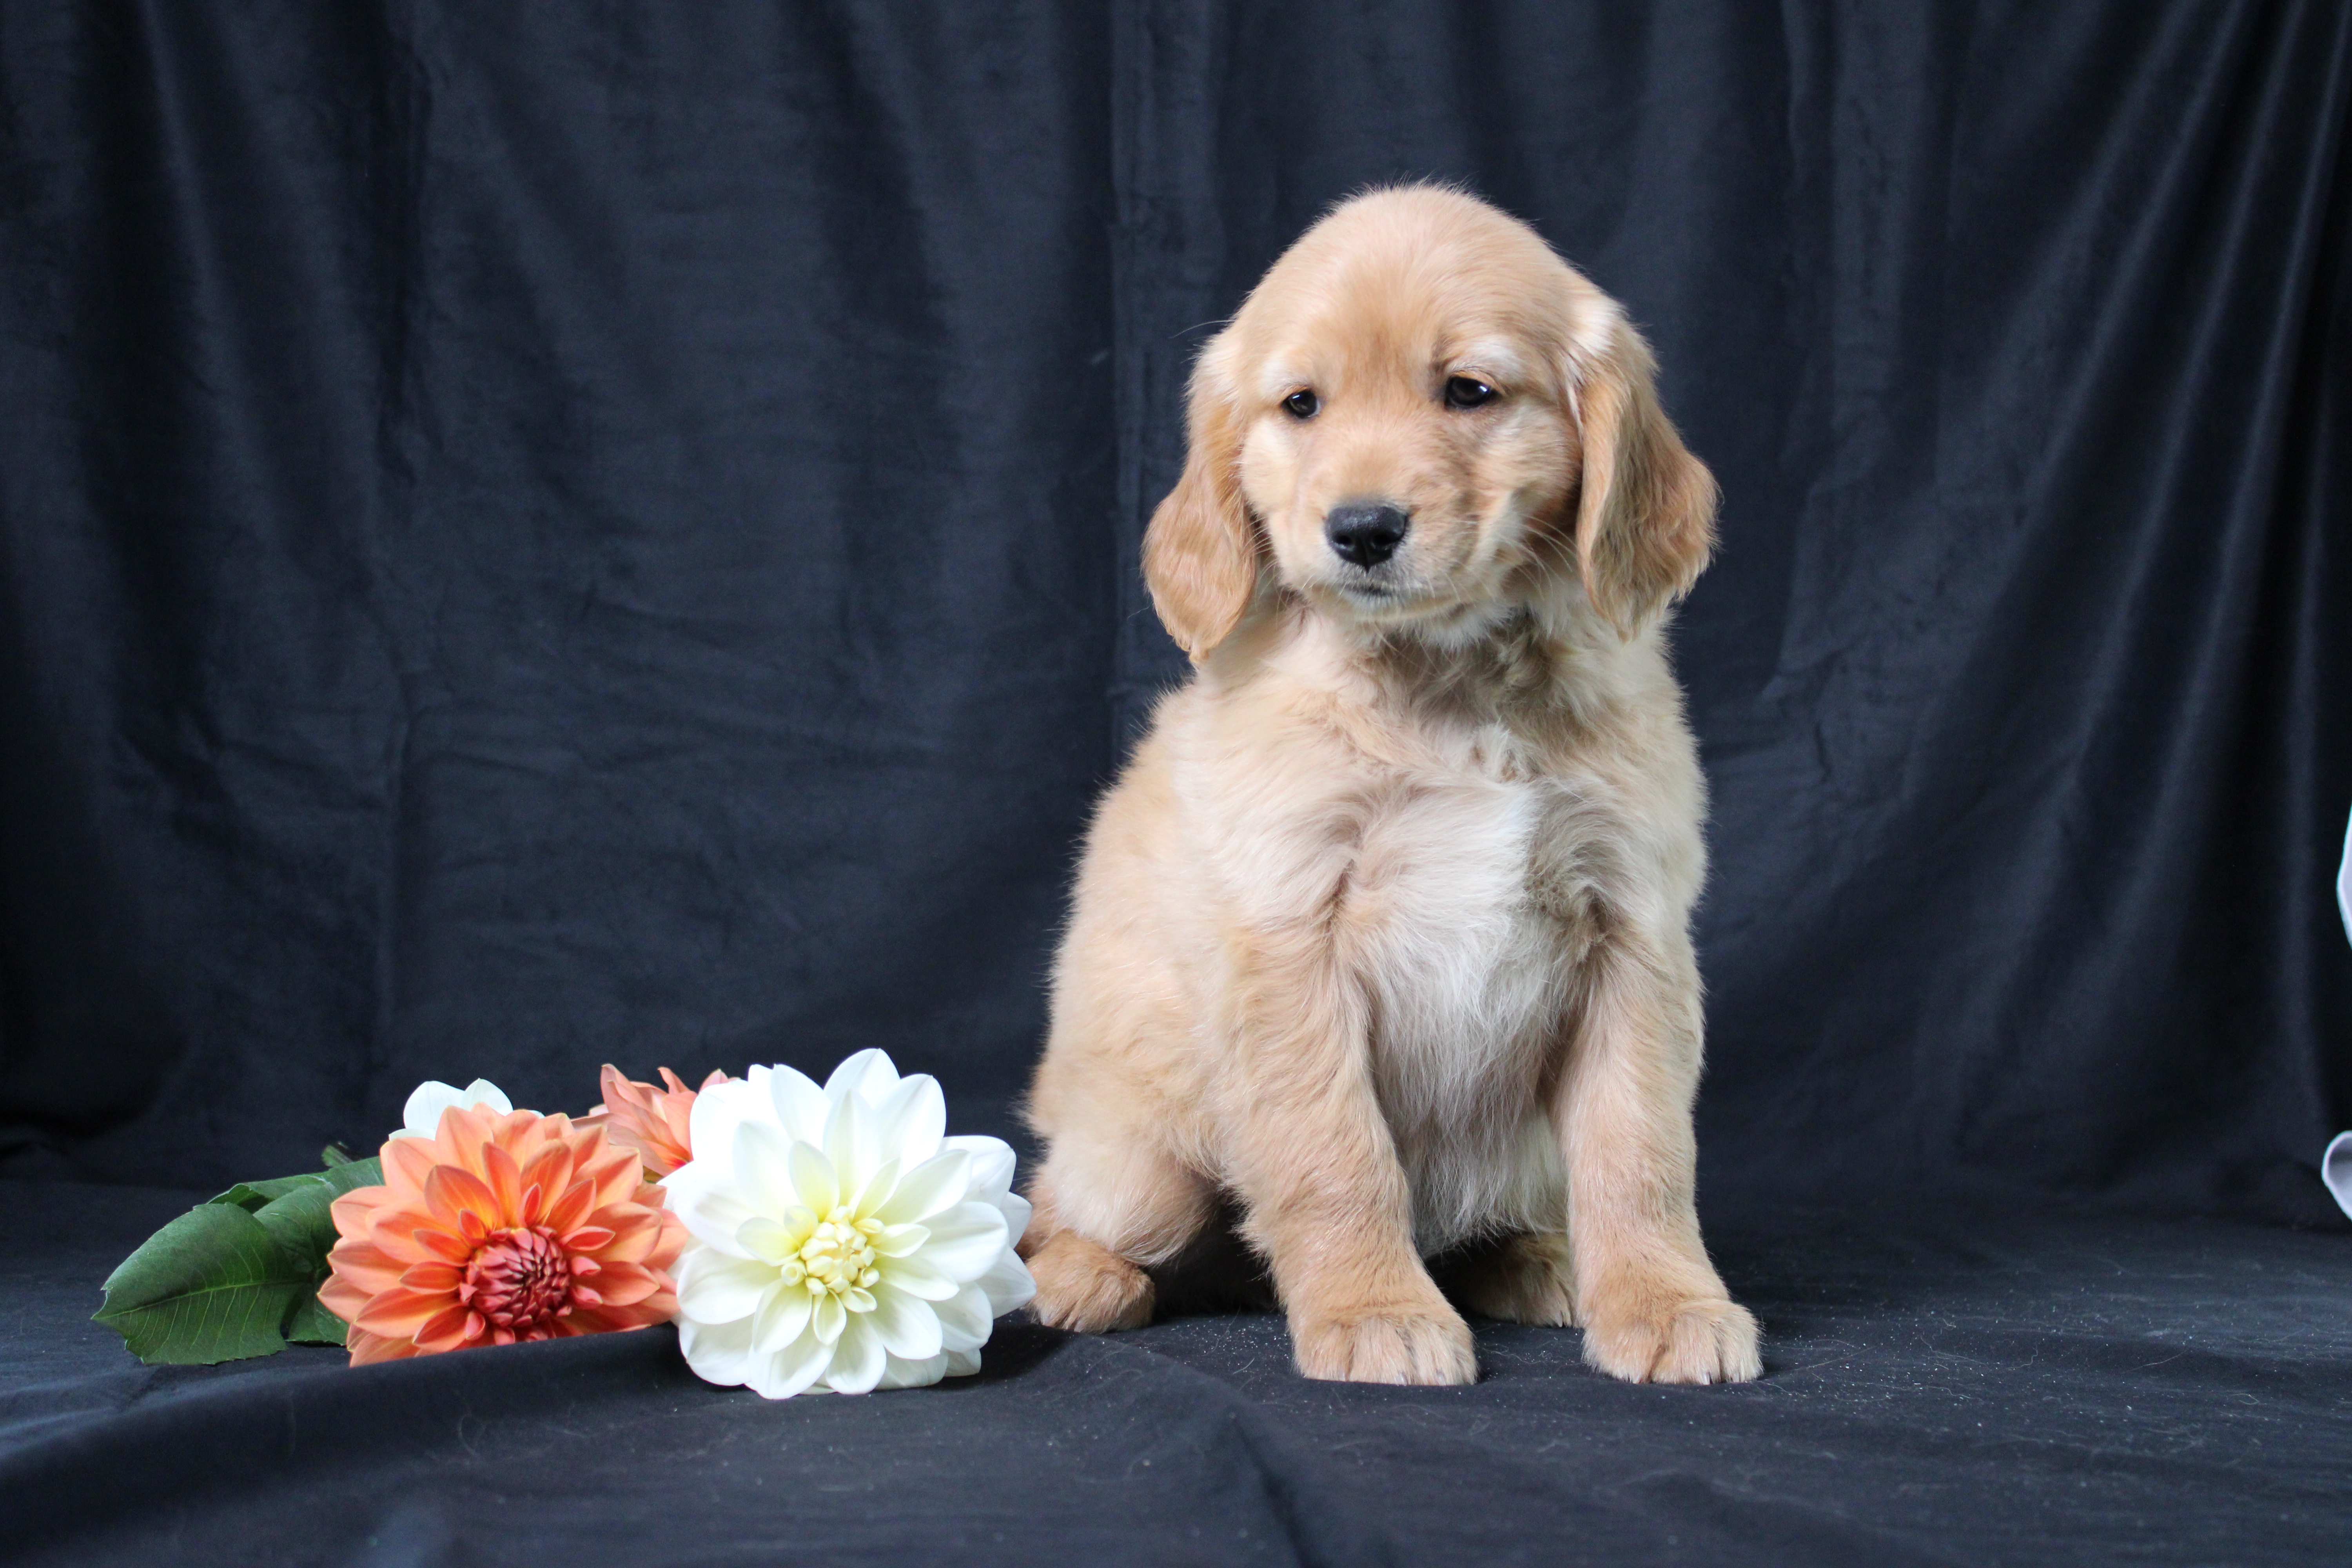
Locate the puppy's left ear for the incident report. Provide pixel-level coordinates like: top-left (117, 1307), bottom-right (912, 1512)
top-left (1569, 312), bottom-right (1719, 635)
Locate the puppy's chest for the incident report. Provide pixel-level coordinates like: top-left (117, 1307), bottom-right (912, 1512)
top-left (1342, 742), bottom-right (1589, 1072)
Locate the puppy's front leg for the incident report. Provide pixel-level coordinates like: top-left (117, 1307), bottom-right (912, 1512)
top-left (1558, 932), bottom-right (1761, 1384)
top-left (1220, 934), bottom-right (1476, 1387)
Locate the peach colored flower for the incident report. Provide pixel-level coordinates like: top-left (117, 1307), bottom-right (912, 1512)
top-left (595, 1064), bottom-right (728, 1178)
top-left (319, 1104), bottom-right (684, 1366)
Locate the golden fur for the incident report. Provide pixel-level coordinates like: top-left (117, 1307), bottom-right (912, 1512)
top-left (1020, 185), bottom-right (1759, 1386)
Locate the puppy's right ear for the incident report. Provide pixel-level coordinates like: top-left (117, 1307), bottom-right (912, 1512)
top-left (1143, 339), bottom-right (1258, 660)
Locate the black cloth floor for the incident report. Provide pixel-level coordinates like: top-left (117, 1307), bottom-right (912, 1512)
top-left (6, 1182), bottom-right (2348, 1568)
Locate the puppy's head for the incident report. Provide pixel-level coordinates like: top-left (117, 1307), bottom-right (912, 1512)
top-left (1145, 185), bottom-right (1717, 659)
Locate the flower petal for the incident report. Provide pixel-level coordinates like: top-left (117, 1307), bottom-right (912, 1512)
top-left (381, 1134), bottom-right (440, 1189)
top-left (996, 1189), bottom-right (1036, 1247)
top-left (327, 1237), bottom-right (408, 1296)
top-left (352, 1286), bottom-right (448, 1337)
top-left (397, 1081), bottom-right (468, 1142)
top-left (867, 1285), bottom-right (944, 1361)
top-left (578, 1142), bottom-right (644, 1211)
top-left (874, 1149), bottom-right (971, 1225)
top-left (751, 1322), bottom-right (834, 1400)
top-left (685, 1075), bottom-right (764, 1171)
top-left (872, 1222), bottom-right (929, 1258)
top-left (539, 1174), bottom-right (599, 1238)
top-left (668, 1185), bottom-right (764, 1259)
top-left (480, 1141), bottom-right (524, 1222)
top-left (875, 1075), bottom-right (947, 1170)
top-left (941, 1282), bottom-right (1002, 1352)
top-left (943, 1347), bottom-right (982, 1378)
top-left (822, 1083), bottom-right (874, 1192)
top-left (677, 1312), bottom-right (757, 1388)
top-left (824, 1048), bottom-right (899, 1106)
top-left (316, 1271), bottom-right (374, 1325)
top-left (751, 1279), bottom-right (815, 1354)
top-left (812, 1291), bottom-right (847, 1345)
top-left (824, 1314), bottom-right (887, 1394)
top-left (786, 1140), bottom-right (839, 1218)
top-left (761, 1064), bottom-right (830, 1147)
top-left (731, 1120), bottom-right (798, 1216)
top-left (735, 1216), bottom-right (800, 1263)
top-left (881, 1254), bottom-right (960, 1302)
top-left (913, 1201), bottom-right (1009, 1281)
top-left (677, 1252), bottom-right (775, 1321)
top-left (345, 1327), bottom-right (419, 1366)
top-left (976, 1249), bottom-right (1038, 1316)
top-left (413, 1303), bottom-right (474, 1352)
top-left (877, 1352), bottom-right (950, 1391)
top-left (585, 1261), bottom-right (662, 1307)
top-left (848, 1157), bottom-right (900, 1220)
top-left (422, 1165), bottom-right (503, 1235)
top-left (398, 1261), bottom-right (463, 1293)
top-left (940, 1134), bottom-right (1014, 1198)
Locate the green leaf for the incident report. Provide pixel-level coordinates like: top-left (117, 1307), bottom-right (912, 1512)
top-left (320, 1143), bottom-right (356, 1168)
top-left (254, 1156), bottom-right (388, 1334)
top-left (210, 1156), bottom-right (384, 1215)
top-left (252, 1182), bottom-right (343, 1277)
top-left (94, 1205), bottom-right (310, 1365)
top-left (140, 1156), bottom-right (387, 1362)
top-left (283, 1292), bottom-right (349, 1347)
top-left (208, 1173), bottom-right (328, 1210)
top-left (325, 1156), bottom-right (384, 1194)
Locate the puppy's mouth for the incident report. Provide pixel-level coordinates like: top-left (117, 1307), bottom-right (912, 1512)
top-left (1319, 552), bottom-right (1465, 616)
top-left (1309, 550), bottom-right (1517, 639)
top-left (1321, 570), bottom-right (1425, 616)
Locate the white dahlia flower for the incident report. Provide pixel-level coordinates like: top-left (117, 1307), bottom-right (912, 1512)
top-left (390, 1078), bottom-right (513, 1140)
top-left (661, 1050), bottom-right (1035, 1397)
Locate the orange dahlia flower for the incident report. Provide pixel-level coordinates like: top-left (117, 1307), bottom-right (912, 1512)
top-left (319, 1104), bottom-right (685, 1365)
top-left (594, 1064), bottom-right (726, 1178)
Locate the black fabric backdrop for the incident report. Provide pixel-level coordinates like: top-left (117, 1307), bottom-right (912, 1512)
top-left (4, 4), bottom-right (2352, 1564)
top-left (2, 1), bottom-right (2348, 1221)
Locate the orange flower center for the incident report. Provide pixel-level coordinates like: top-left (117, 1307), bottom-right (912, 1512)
top-left (460, 1225), bottom-right (577, 1334)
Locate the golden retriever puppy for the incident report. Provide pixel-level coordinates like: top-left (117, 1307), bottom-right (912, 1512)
top-left (1020, 184), bottom-right (1759, 1387)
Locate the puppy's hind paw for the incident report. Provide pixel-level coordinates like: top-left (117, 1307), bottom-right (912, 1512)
top-left (1025, 1230), bottom-right (1156, 1332)
top-left (1582, 1296), bottom-right (1760, 1385)
top-left (1293, 1302), bottom-right (1477, 1387)
top-left (1446, 1232), bottom-right (1578, 1327)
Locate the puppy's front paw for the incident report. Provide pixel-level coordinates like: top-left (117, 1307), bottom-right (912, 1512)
top-left (1293, 1303), bottom-right (1477, 1386)
top-left (1581, 1295), bottom-right (1760, 1385)
top-left (1027, 1230), bottom-right (1155, 1332)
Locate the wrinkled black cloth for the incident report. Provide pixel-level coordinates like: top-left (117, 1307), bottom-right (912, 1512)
top-left (6, 1182), bottom-right (2349, 1567)
top-left (2, 0), bottom-right (2347, 1223)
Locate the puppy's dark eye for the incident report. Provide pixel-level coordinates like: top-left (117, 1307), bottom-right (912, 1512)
top-left (1444, 376), bottom-right (1497, 409)
top-left (1283, 388), bottom-right (1319, 419)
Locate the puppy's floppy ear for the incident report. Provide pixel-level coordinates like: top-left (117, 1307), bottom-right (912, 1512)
top-left (1144, 337), bottom-right (1258, 660)
top-left (1568, 310), bottom-right (1719, 635)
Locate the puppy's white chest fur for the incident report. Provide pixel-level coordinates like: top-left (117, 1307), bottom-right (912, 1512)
top-left (1345, 728), bottom-right (1573, 1253)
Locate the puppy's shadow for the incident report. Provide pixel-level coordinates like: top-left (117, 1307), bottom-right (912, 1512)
top-left (1146, 1197), bottom-right (1278, 1319)
top-left (1133, 1203), bottom-right (1573, 1325)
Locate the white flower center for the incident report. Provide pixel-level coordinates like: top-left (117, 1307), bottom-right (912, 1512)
top-left (778, 1205), bottom-right (884, 1309)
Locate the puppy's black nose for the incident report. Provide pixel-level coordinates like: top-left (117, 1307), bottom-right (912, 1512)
top-left (1325, 503), bottom-right (1409, 568)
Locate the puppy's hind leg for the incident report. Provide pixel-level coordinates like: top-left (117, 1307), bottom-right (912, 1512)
top-left (1440, 1232), bottom-right (1579, 1327)
top-left (1022, 1132), bottom-right (1213, 1334)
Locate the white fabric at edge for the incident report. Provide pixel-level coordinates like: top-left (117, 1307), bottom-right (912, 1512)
top-left (2328, 809), bottom-right (2352, 1221)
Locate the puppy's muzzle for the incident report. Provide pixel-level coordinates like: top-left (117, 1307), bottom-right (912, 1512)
top-left (1325, 502), bottom-right (1410, 568)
